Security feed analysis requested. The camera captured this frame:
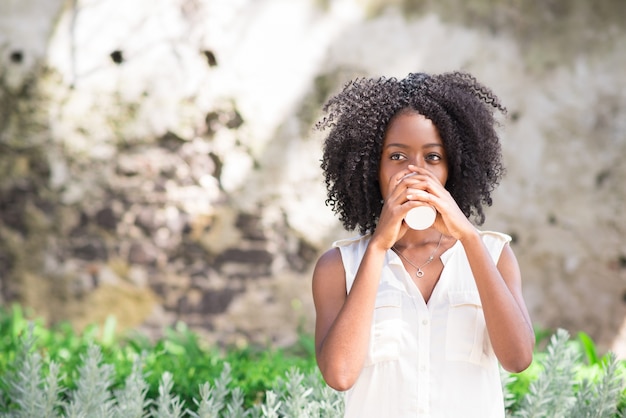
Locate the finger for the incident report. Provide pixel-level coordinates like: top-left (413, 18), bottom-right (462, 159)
top-left (406, 189), bottom-right (430, 201)
top-left (406, 165), bottom-right (443, 184)
top-left (385, 171), bottom-right (417, 203)
top-left (394, 169), bottom-right (419, 185)
top-left (405, 173), bottom-right (447, 195)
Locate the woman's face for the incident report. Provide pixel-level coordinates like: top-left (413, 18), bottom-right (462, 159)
top-left (378, 111), bottom-right (448, 200)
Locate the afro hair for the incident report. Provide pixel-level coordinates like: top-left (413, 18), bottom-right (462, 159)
top-left (316, 71), bottom-right (507, 235)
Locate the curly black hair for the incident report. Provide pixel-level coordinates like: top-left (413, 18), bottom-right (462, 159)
top-left (316, 71), bottom-right (507, 235)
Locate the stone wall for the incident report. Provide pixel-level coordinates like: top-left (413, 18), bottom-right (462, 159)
top-left (0, 0), bottom-right (625, 355)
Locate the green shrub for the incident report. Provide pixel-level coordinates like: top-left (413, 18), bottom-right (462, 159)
top-left (0, 305), bottom-right (318, 409)
top-left (0, 305), bottom-right (624, 417)
top-left (505, 328), bottom-right (626, 418)
top-left (0, 324), bottom-right (342, 417)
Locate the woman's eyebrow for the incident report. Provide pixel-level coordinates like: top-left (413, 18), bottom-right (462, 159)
top-left (383, 142), bottom-right (410, 149)
top-left (383, 142), bottom-right (444, 149)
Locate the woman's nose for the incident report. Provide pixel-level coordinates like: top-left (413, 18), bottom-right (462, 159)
top-left (410, 156), bottom-right (424, 168)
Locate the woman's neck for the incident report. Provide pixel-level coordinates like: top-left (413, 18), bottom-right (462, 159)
top-left (393, 228), bottom-right (443, 250)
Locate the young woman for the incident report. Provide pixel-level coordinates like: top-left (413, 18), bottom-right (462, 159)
top-left (312, 71), bottom-right (534, 417)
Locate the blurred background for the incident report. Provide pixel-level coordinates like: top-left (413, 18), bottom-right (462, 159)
top-left (0, 0), bottom-right (624, 356)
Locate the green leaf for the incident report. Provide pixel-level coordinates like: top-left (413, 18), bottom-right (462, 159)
top-left (578, 331), bottom-right (600, 366)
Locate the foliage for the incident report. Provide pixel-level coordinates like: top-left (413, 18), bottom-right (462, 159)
top-left (505, 328), bottom-right (626, 418)
top-left (0, 305), bottom-right (624, 417)
top-left (0, 305), bottom-right (317, 409)
top-left (0, 324), bottom-right (341, 418)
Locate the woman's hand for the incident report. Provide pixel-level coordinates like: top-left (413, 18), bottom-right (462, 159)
top-left (370, 168), bottom-right (417, 250)
top-left (398, 165), bottom-right (476, 241)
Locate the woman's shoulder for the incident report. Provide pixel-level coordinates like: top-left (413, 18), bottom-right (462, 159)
top-left (477, 230), bottom-right (512, 245)
top-left (475, 230), bottom-right (513, 263)
top-left (314, 246), bottom-right (342, 270)
top-left (332, 234), bottom-right (371, 249)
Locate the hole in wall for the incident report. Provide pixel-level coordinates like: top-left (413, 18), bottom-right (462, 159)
top-left (203, 50), bottom-right (217, 67)
top-left (9, 50), bottom-right (23, 63)
top-left (595, 169), bottom-right (610, 187)
top-left (110, 50), bottom-right (124, 64)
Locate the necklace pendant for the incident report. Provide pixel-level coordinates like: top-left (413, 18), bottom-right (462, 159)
top-left (392, 232), bottom-right (443, 281)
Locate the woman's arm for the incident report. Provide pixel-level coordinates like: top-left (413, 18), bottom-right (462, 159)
top-left (460, 232), bottom-right (535, 372)
top-left (409, 165), bottom-right (535, 372)
top-left (312, 241), bottom-right (387, 391)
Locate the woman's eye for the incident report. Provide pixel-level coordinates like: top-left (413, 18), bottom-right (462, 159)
top-left (426, 153), bottom-right (442, 161)
top-left (390, 153), bottom-right (405, 161)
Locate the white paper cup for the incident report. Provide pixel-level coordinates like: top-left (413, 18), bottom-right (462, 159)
top-left (404, 205), bottom-right (436, 230)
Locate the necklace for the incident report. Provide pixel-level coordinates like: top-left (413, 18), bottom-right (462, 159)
top-left (392, 233), bottom-right (443, 278)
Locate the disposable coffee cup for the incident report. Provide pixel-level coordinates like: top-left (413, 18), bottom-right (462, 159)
top-left (404, 205), bottom-right (436, 230)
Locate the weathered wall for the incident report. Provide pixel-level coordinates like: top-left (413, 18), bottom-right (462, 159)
top-left (0, 0), bottom-right (624, 355)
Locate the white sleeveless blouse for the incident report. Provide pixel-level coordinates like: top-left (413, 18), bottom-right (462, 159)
top-left (334, 230), bottom-right (510, 418)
